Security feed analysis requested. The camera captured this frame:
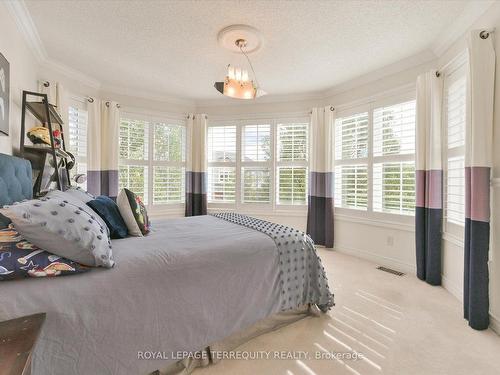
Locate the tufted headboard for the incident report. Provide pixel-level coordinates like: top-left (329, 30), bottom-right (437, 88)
top-left (0, 153), bottom-right (33, 207)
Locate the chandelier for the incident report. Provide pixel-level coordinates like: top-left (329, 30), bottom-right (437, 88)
top-left (214, 39), bottom-right (266, 100)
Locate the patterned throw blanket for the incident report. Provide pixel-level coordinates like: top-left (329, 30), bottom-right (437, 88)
top-left (211, 213), bottom-right (334, 312)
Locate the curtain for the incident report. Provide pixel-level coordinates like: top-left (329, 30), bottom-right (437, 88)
top-left (86, 99), bottom-right (102, 196)
top-left (87, 100), bottom-right (120, 199)
top-left (463, 30), bottom-right (495, 330)
top-left (306, 106), bottom-right (335, 248)
top-left (415, 70), bottom-right (443, 286)
top-left (185, 114), bottom-right (207, 216)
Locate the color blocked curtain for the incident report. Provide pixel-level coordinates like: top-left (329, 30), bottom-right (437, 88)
top-left (415, 70), bottom-right (443, 286)
top-left (86, 99), bottom-right (102, 196)
top-left (185, 114), bottom-right (207, 216)
top-left (87, 100), bottom-right (120, 199)
top-left (463, 30), bottom-right (495, 330)
top-left (307, 106), bottom-right (335, 248)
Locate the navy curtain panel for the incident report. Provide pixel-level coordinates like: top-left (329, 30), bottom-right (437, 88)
top-left (415, 70), bottom-right (443, 285)
top-left (463, 30), bottom-right (495, 330)
top-left (415, 170), bottom-right (442, 285)
top-left (307, 107), bottom-right (335, 248)
top-left (86, 100), bottom-right (120, 199)
top-left (185, 114), bottom-right (208, 216)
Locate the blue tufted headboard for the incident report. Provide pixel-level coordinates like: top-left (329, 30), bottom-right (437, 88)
top-left (0, 153), bottom-right (33, 207)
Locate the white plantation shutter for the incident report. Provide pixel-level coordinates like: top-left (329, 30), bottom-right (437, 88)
top-left (444, 67), bottom-right (466, 226)
top-left (277, 167), bottom-right (307, 205)
top-left (208, 126), bottom-right (236, 162)
top-left (153, 166), bottom-right (185, 204)
top-left (334, 112), bottom-right (368, 210)
top-left (208, 167), bottom-right (236, 202)
top-left (373, 101), bottom-right (415, 156)
top-left (373, 161), bottom-right (415, 214)
top-left (242, 124), bottom-right (271, 161)
top-left (68, 105), bottom-right (88, 189)
top-left (334, 165), bottom-right (368, 209)
top-left (119, 116), bottom-right (186, 207)
top-left (207, 125), bottom-right (237, 203)
top-left (335, 112), bottom-right (368, 160)
top-left (447, 156), bottom-right (465, 225)
top-left (276, 122), bottom-right (308, 205)
top-left (242, 167), bottom-right (271, 203)
top-left (277, 123), bottom-right (308, 161)
top-left (372, 100), bottom-right (416, 215)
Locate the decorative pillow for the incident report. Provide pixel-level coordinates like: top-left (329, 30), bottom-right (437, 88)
top-left (117, 189), bottom-right (150, 236)
top-left (46, 189), bottom-right (109, 236)
top-left (63, 186), bottom-right (95, 203)
top-left (0, 198), bottom-right (114, 268)
top-left (0, 225), bottom-right (89, 281)
top-left (87, 196), bottom-right (128, 239)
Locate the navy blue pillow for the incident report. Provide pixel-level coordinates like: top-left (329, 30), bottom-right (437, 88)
top-left (86, 196), bottom-right (128, 239)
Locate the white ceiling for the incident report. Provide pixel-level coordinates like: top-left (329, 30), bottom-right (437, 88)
top-left (22, 0), bottom-right (490, 102)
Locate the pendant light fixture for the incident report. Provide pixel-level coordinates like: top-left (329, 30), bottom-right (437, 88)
top-left (214, 38), bottom-right (266, 99)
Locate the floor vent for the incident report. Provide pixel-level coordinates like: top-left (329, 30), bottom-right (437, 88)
top-left (377, 266), bottom-right (405, 276)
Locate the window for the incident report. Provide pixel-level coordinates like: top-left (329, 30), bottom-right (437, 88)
top-left (334, 96), bottom-right (417, 216)
top-left (207, 118), bottom-right (309, 209)
top-left (444, 65), bottom-right (467, 226)
top-left (334, 112), bottom-right (369, 210)
top-left (119, 115), bottom-right (186, 208)
top-left (207, 125), bottom-right (236, 202)
top-left (67, 101), bottom-right (88, 189)
top-left (277, 123), bottom-right (308, 205)
top-left (372, 101), bottom-right (416, 215)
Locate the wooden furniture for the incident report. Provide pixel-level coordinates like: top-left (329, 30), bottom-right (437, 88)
top-left (19, 90), bottom-right (71, 195)
top-left (0, 313), bottom-right (46, 375)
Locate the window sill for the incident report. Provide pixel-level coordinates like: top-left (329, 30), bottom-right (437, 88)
top-left (334, 209), bottom-right (414, 232)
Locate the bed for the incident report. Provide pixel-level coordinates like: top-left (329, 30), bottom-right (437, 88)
top-left (0, 153), bottom-right (334, 375)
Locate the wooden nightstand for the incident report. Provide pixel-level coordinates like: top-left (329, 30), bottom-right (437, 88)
top-left (0, 313), bottom-right (46, 375)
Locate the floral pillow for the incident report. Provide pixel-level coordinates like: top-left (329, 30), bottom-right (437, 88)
top-left (0, 225), bottom-right (90, 281)
top-left (117, 189), bottom-right (150, 236)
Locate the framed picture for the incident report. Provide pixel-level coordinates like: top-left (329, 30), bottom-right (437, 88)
top-left (0, 52), bottom-right (9, 136)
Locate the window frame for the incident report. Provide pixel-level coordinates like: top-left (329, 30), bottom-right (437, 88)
top-left (441, 54), bottom-right (468, 239)
top-left (333, 89), bottom-right (416, 224)
top-left (119, 110), bottom-right (187, 215)
top-left (207, 116), bottom-right (310, 214)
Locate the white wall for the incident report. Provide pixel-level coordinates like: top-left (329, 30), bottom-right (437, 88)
top-left (0, 1), bottom-right (38, 155)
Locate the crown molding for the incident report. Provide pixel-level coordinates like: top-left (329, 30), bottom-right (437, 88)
top-left (321, 50), bottom-right (436, 99)
top-left (431, 0), bottom-right (496, 56)
top-left (5, 0), bottom-right (47, 62)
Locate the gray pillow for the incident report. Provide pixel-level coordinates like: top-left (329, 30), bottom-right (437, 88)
top-left (46, 189), bottom-right (109, 235)
top-left (0, 197), bottom-right (114, 268)
top-left (63, 186), bottom-right (95, 203)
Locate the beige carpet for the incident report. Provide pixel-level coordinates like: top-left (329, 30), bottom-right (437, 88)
top-left (194, 250), bottom-right (500, 375)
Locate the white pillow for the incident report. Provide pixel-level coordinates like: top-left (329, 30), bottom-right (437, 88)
top-left (117, 189), bottom-right (142, 237)
top-left (1, 197), bottom-right (114, 268)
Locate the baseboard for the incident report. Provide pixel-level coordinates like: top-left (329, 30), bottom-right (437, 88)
top-left (490, 313), bottom-right (500, 335)
top-left (441, 274), bottom-right (462, 302)
top-left (334, 243), bottom-right (416, 275)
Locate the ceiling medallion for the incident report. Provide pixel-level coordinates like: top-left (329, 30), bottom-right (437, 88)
top-left (214, 25), bottom-right (266, 100)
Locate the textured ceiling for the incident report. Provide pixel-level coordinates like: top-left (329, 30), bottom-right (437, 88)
top-left (25, 0), bottom-right (475, 101)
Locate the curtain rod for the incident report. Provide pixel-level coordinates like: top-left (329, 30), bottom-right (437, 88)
top-left (436, 28), bottom-right (495, 77)
top-left (308, 106), bottom-right (335, 114)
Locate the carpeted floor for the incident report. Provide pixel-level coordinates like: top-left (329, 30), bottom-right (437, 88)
top-left (194, 250), bottom-right (500, 375)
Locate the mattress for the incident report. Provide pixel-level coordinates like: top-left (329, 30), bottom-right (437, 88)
top-left (0, 216), bottom-right (289, 374)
